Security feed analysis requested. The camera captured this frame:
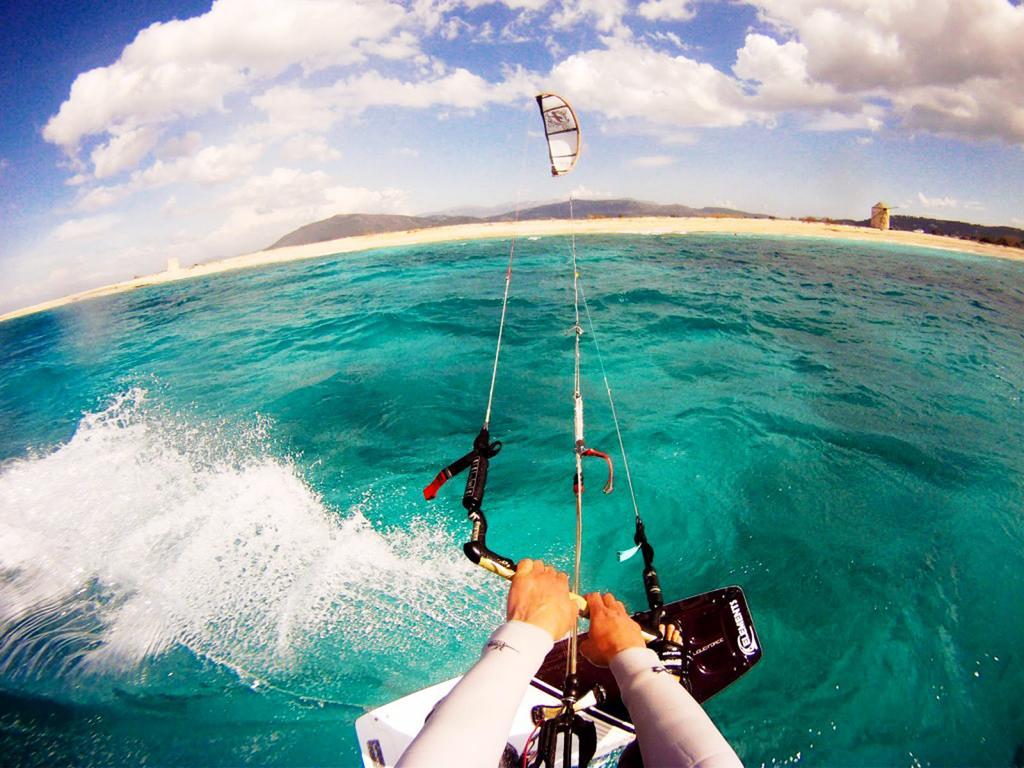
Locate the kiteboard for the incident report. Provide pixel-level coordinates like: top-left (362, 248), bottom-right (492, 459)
top-left (355, 677), bottom-right (632, 768)
top-left (355, 587), bottom-right (761, 767)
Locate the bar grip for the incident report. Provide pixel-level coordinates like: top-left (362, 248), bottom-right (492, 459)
top-left (462, 453), bottom-right (489, 512)
top-left (480, 556), bottom-right (590, 614)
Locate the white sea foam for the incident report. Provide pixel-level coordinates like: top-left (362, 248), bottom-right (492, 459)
top-left (0, 390), bottom-right (500, 690)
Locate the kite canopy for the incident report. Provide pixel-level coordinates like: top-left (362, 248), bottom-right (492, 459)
top-left (535, 92), bottom-right (581, 176)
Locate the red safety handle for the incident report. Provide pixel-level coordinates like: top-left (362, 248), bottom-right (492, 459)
top-left (582, 447), bottom-right (614, 494)
top-left (423, 469), bottom-right (451, 500)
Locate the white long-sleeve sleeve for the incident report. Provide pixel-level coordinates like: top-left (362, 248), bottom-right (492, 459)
top-left (610, 647), bottom-right (743, 768)
top-left (397, 620), bottom-right (554, 768)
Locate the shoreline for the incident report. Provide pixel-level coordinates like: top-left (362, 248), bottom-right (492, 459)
top-left (3, 216), bottom-right (1022, 323)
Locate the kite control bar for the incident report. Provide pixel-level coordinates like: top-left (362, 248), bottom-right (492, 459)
top-left (425, 427), bottom-right (591, 616)
top-left (425, 429), bottom-right (654, 630)
top-left (463, 509), bottom-right (590, 616)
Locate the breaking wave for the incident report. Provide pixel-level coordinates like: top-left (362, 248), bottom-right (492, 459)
top-left (0, 390), bottom-right (500, 701)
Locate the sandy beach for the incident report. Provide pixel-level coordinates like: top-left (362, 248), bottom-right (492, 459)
top-left (3, 216), bottom-right (1022, 323)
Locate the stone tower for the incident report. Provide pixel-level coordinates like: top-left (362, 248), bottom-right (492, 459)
top-left (871, 202), bottom-right (891, 231)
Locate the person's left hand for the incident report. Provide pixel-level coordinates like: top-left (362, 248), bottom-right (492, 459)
top-left (506, 559), bottom-right (578, 640)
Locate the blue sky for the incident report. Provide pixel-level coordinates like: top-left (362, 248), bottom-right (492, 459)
top-left (1, 0), bottom-right (1023, 313)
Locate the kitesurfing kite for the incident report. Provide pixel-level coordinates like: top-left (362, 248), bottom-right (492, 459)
top-left (537, 93), bottom-right (581, 176)
top-left (356, 93), bottom-right (761, 768)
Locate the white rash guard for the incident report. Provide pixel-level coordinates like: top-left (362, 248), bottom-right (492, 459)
top-left (397, 621), bottom-right (743, 768)
top-left (397, 620), bottom-right (552, 767)
top-left (610, 647), bottom-right (742, 768)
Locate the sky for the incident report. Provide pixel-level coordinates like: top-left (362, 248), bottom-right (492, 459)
top-left (1, 0), bottom-right (1023, 313)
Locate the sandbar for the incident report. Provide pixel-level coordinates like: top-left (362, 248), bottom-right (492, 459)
top-left (3, 216), bottom-right (1021, 323)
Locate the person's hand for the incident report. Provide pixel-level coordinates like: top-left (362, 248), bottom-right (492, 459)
top-left (507, 559), bottom-right (578, 641)
top-left (580, 592), bottom-right (645, 667)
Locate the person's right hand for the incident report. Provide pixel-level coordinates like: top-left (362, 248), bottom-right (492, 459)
top-left (506, 559), bottom-right (578, 641)
top-left (580, 592), bottom-right (645, 667)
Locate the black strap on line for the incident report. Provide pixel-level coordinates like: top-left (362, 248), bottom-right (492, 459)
top-left (633, 519), bottom-right (664, 616)
top-left (422, 428), bottom-right (501, 504)
top-left (423, 428), bottom-right (515, 573)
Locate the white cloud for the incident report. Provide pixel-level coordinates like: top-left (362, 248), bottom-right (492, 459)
top-left (733, 34), bottom-right (846, 111)
top-left (7, 166), bottom-right (411, 314)
top-left (544, 33), bottom-right (565, 59)
top-left (917, 192), bottom-right (959, 209)
top-left (636, 0), bottom-right (696, 22)
top-left (158, 131), bottom-right (203, 159)
top-left (135, 141), bottom-right (264, 188)
top-left (629, 155), bottom-right (676, 168)
top-left (749, 0), bottom-right (1023, 91)
top-left (205, 167), bottom-right (409, 249)
top-left (551, 0), bottom-right (631, 34)
top-left (76, 184), bottom-right (133, 212)
top-left (91, 126), bottom-right (161, 179)
top-left (599, 120), bottom-right (698, 144)
top-left (321, 185), bottom-right (406, 213)
top-left (281, 134), bottom-right (342, 163)
top-left (74, 141), bottom-right (263, 212)
top-left (459, 0), bottom-right (549, 9)
top-left (441, 17), bottom-right (470, 40)
top-left (246, 87), bottom-right (340, 140)
top-left (570, 184), bottom-right (606, 198)
top-left (330, 67), bottom-right (530, 110)
top-left (889, 78), bottom-right (1024, 144)
top-left (254, 66), bottom-right (534, 131)
top-left (160, 195), bottom-right (179, 215)
top-left (358, 30), bottom-right (423, 60)
top-left (646, 30), bottom-right (692, 51)
top-left (51, 214), bottom-right (121, 241)
top-left (743, 0), bottom-right (1024, 143)
top-left (42, 0), bottom-right (411, 155)
top-left (805, 108), bottom-right (884, 132)
top-left (550, 41), bottom-right (751, 130)
top-left (659, 131), bottom-right (698, 145)
top-left (223, 167), bottom-right (406, 214)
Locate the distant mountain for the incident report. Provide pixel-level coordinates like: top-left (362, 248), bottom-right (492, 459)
top-left (487, 198), bottom-right (770, 221)
top-left (837, 215), bottom-right (1024, 248)
top-left (422, 200), bottom-right (556, 217)
top-left (269, 202), bottom-right (1024, 253)
top-left (267, 198), bottom-right (770, 249)
top-left (268, 213), bottom-right (478, 249)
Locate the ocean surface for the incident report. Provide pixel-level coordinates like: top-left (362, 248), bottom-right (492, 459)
top-left (0, 234), bottom-right (1022, 767)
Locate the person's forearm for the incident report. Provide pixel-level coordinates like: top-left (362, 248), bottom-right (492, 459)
top-left (610, 647), bottom-right (743, 768)
top-left (397, 621), bottom-right (553, 767)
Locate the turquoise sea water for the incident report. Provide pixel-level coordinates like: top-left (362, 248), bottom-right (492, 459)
top-left (1, 234), bottom-right (1022, 766)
